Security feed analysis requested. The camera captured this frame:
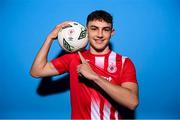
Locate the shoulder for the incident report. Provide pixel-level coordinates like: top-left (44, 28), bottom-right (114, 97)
top-left (62, 49), bottom-right (89, 60)
top-left (112, 51), bottom-right (135, 65)
top-left (111, 51), bottom-right (126, 61)
top-left (51, 51), bottom-right (79, 63)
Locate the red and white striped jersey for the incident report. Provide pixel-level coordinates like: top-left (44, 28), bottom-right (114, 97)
top-left (51, 50), bottom-right (137, 120)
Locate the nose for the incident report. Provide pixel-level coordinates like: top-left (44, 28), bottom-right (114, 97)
top-left (97, 29), bottom-right (103, 38)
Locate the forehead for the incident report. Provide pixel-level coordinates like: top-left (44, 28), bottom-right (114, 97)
top-left (87, 20), bottom-right (112, 28)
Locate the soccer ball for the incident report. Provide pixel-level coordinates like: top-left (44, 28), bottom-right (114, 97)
top-left (58, 21), bottom-right (88, 52)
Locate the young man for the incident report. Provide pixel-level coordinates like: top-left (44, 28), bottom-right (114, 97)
top-left (30, 10), bottom-right (139, 119)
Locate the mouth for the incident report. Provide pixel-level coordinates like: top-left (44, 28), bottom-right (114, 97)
top-left (94, 39), bottom-right (104, 44)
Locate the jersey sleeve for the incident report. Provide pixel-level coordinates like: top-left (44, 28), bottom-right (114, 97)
top-left (120, 58), bottom-right (137, 84)
top-left (51, 53), bottom-right (73, 74)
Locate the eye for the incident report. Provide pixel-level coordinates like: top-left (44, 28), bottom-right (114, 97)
top-left (104, 28), bottom-right (111, 32)
top-left (90, 27), bottom-right (97, 31)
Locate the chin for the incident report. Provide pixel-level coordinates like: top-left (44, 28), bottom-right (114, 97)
top-left (90, 42), bottom-right (108, 51)
top-left (94, 46), bottom-right (107, 52)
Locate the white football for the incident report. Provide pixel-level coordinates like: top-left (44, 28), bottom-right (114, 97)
top-left (58, 21), bottom-right (88, 52)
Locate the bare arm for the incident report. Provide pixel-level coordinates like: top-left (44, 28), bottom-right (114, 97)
top-left (93, 77), bottom-right (138, 110)
top-left (77, 52), bottom-right (139, 110)
top-left (30, 22), bottom-right (71, 78)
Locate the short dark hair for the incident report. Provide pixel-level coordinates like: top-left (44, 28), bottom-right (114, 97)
top-left (86, 10), bottom-right (113, 27)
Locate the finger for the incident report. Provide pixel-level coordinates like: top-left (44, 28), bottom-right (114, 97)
top-left (55, 21), bottom-right (72, 31)
top-left (77, 65), bottom-right (83, 77)
top-left (77, 65), bottom-right (80, 73)
top-left (56, 21), bottom-right (71, 27)
top-left (78, 51), bottom-right (86, 64)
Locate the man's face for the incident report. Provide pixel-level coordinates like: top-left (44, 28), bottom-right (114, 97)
top-left (87, 20), bottom-right (114, 52)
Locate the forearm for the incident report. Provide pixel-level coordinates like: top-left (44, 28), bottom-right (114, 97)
top-left (94, 75), bottom-right (138, 110)
top-left (30, 37), bottom-right (53, 77)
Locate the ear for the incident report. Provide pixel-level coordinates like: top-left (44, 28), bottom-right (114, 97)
top-left (111, 28), bottom-right (115, 36)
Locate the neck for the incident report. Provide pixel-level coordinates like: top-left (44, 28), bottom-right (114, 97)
top-left (90, 46), bottom-right (110, 55)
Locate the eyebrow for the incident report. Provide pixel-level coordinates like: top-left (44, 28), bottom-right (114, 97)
top-left (89, 25), bottom-right (112, 29)
top-left (89, 25), bottom-right (98, 28)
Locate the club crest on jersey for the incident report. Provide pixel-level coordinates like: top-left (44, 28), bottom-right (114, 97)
top-left (107, 62), bottom-right (117, 73)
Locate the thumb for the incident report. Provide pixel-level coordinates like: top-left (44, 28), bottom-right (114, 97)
top-left (78, 51), bottom-right (86, 64)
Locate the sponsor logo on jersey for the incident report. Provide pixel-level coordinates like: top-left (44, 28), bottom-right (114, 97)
top-left (102, 76), bottom-right (112, 81)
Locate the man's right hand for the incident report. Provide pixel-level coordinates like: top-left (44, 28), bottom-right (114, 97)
top-left (47, 21), bottom-right (72, 40)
